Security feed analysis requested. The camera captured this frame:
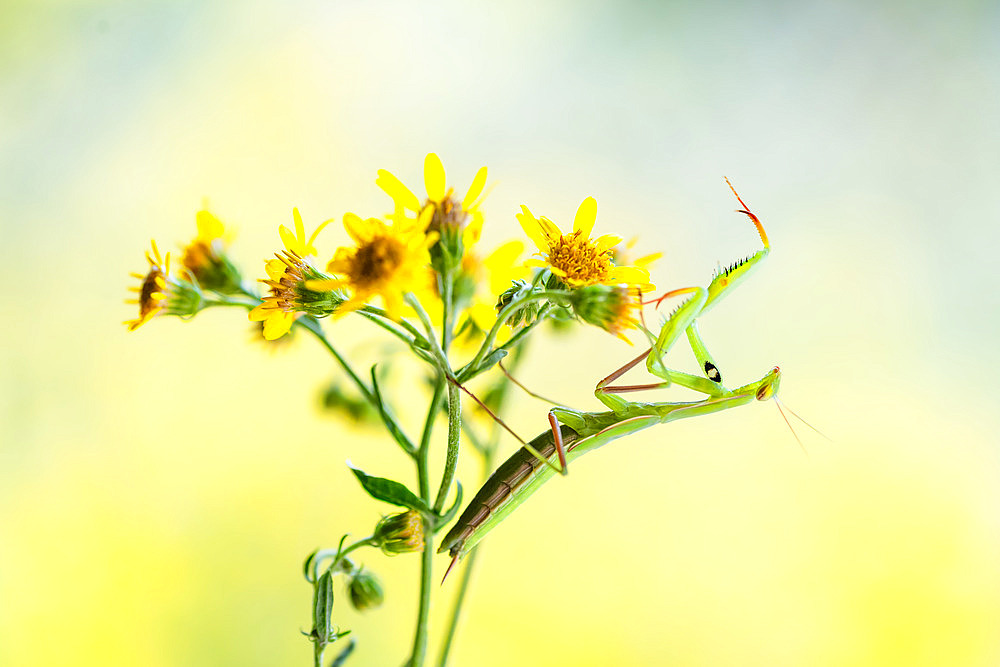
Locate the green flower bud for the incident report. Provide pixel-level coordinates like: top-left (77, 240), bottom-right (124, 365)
top-left (569, 284), bottom-right (640, 341)
top-left (347, 569), bottom-right (384, 611)
top-left (374, 510), bottom-right (425, 555)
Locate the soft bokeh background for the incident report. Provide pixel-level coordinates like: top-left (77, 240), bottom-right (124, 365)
top-left (2, 1), bottom-right (999, 665)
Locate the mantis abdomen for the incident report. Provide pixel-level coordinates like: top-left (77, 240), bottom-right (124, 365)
top-left (439, 425), bottom-right (581, 560)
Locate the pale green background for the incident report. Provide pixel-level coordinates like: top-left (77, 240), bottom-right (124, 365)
top-left (2, 1), bottom-right (999, 665)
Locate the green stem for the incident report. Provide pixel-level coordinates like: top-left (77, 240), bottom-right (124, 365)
top-left (434, 381), bottom-right (462, 513)
top-left (435, 444), bottom-right (491, 667)
top-left (296, 317), bottom-right (375, 404)
top-left (436, 343), bottom-right (528, 666)
top-left (457, 290), bottom-right (568, 382)
top-left (409, 517), bottom-right (435, 667)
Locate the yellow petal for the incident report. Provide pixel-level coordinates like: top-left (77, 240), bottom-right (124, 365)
top-left (610, 266), bottom-right (651, 285)
top-left (308, 217), bottom-right (335, 249)
top-left (463, 213), bottom-right (484, 247)
top-left (376, 169), bottom-right (421, 211)
top-left (417, 205), bottom-right (435, 231)
top-left (632, 252), bottom-right (663, 268)
top-left (279, 225), bottom-right (299, 254)
top-left (343, 212), bottom-right (369, 244)
top-left (537, 216), bottom-right (562, 243)
top-left (516, 206), bottom-right (549, 251)
top-left (424, 153), bottom-right (446, 202)
top-left (196, 210), bottom-right (224, 240)
top-left (573, 197), bottom-right (598, 237)
top-left (462, 166), bottom-right (488, 210)
top-left (264, 259), bottom-right (286, 281)
top-left (382, 291), bottom-right (403, 321)
top-left (468, 301), bottom-right (496, 331)
top-left (293, 208), bottom-right (305, 243)
top-left (484, 240), bottom-right (527, 294)
top-left (328, 247), bottom-right (355, 273)
top-left (594, 234), bottom-right (623, 253)
top-left (248, 304), bottom-right (271, 321)
top-left (263, 312), bottom-right (295, 340)
top-left (334, 295), bottom-right (367, 319)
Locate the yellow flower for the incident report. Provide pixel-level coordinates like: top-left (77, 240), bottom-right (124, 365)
top-left (375, 152), bottom-right (489, 230)
top-left (248, 209), bottom-right (333, 340)
top-left (124, 241), bottom-right (181, 331)
top-left (181, 209), bottom-right (241, 292)
top-left (517, 198), bottom-right (654, 292)
top-left (306, 212), bottom-right (438, 320)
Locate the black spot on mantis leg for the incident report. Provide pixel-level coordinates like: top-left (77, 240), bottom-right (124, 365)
top-left (704, 361), bottom-right (722, 384)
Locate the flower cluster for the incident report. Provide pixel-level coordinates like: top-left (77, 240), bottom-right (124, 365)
top-left (123, 153), bottom-right (668, 665)
top-left (126, 154), bottom-right (658, 344)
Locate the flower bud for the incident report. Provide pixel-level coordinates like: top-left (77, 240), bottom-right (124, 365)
top-left (347, 569), bottom-right (384, 611)
top-left (374, 510), bottom-right (425, 555)
top-left (426, 197), bottom-right (468, 275)
top-left (312, 568), bottom-right (336, 644)
top-left (569, 284), bottom-right (640, 341)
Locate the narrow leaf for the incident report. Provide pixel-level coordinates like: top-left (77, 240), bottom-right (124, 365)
top-left (348, 465), bottom-right (430, 514)
top-left (473, 348), bottom-right (508, 376)
top-left (370, 366), bottom-right (416, 455)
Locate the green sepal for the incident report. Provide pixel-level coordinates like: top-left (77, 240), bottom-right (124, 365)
top-left (303, 548), bottom-right (320, 582)
top-left (369, 366), bottom-right (416, 455)
top-left (433, 481), bottom-right (463, 532)
top-left (348, 465), bottom-right (431, 514)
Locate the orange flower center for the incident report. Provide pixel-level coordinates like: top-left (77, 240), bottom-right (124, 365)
top-left (427, 195), bottom-right (468, 234)
top-left (350, 237), bottom-right (405, 288)
top-left (138, 267), bottom-right (166, 317)
top-left (547, 232), bottom-right (613, 285)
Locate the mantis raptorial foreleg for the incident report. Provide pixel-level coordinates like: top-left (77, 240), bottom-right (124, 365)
top-left (548, 179), bottom-right (772, 473)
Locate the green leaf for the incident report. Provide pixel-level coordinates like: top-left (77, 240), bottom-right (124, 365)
top-left (369, 366), bottom-right (416, 455)
top-left (348, 465), bottom-right (430, 514)
top-left (434, 481), bottom-right (463, 532)
top-left (330, 638), bottom-right (356, 666)
top-left (472, 348), bottom-right (508, 376)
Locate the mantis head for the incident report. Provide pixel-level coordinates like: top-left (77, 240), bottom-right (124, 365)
top-left (754, 366), bottom-right (781, 401)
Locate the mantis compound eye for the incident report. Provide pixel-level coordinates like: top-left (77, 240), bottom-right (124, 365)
top-left (755, 366), bottom-right (781, 401)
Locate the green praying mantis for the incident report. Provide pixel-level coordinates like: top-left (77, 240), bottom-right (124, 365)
top-left (439, 180), bottom-right (788, 577)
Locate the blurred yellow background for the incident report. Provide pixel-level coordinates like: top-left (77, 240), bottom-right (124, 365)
top-left (2, 1), bottom-right (999, 665)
